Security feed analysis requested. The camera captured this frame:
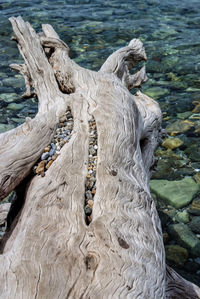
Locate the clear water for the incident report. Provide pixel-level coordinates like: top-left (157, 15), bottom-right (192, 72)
top-left (0, 0), bottom-right (200, 286)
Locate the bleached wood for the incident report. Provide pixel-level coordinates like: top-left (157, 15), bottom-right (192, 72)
top-left (0, 16), bottom-right (199, 299)
top-left (0, 203), bottom-right (11, 225)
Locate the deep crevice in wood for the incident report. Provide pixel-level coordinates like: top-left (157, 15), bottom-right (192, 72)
top-left (84, 116), bottom-right (97, 225)
top-left (0, 174), bottom-right (33, 254)
top-left (33, 107), bottom-right (74, 176)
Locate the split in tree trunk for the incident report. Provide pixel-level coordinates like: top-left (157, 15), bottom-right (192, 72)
top-left (0, 16), bottom-right (199, 299)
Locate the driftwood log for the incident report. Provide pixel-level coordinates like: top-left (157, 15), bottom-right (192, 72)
top-left (0, 16), bottom-right (199, 299)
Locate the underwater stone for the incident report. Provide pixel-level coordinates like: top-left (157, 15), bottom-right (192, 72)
top-left (7, 103), bottom-right (24, 111)
top-left (150, 178), bottom-right (200, 209)
top-left (162, 137), bottom-right (183, 150)
top-left (165, 245), bottom-right (188, 267)
top-left (189, 198), bottom-right (200, 216)
top-left (144, 87), bottom-right (169, 100)
top-left (168, 223), bottom-right (200, 257)
top-left (166, 120), bottom-right (194, 135)
top-left (188, 217), bottom-right (200, 234)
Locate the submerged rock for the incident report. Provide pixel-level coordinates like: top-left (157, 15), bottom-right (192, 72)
top-left (188, 217), bottom-right (200, 234)
top-left (165, 245), bottom-right (188, 267)
top-left (144, 87), bottom-right (169, 100)
top-left (189, 198), bottom-right (200, 216)
top-left (175, 210), bottom-right (190, 224)
top-left (168, 223), bottom-right (200, 257)
top-left (162, 137), bottom-right (183, 150)
top-left (7, 103), bottom-right (24, 111)
top-left (150, 178), bottom-right (199, 209)
top-left (166, 120), bottom-right (194, 136)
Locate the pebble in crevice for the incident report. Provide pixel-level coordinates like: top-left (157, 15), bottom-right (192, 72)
top-left (84, 117), bottom-right (98, 225)
top-left (33, 108), bottom-right (73, 176)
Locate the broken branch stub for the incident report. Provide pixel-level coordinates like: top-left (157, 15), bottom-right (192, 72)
top-left (0, 16), bottom-right (199, 299)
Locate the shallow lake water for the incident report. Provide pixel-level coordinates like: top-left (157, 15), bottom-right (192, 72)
top-left (0, 0), bottom-right (200, 286)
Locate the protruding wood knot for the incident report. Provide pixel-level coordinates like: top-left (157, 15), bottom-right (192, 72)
top-left (109, 169), bottom-right (118, 176)
top-left (84, 254), bottom-right (97, 271)
top-left (118, 237), bottom-right (129, 249)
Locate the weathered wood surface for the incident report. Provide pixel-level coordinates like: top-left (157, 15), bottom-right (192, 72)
top-left (0, 16), bottom-right (199, 299)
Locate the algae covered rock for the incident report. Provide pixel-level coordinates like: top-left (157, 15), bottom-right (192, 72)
top-left (150, 178), bottom-right (199, 209)
top-left (168, 223), bottom-right (200, 257)
top-left (165, 245), bottom-right (188, 267)
top-left (166, 119), bottom-right (194, 135)
top-left (188, 217), bottom-right (200, 233)
top-left (162, 137), bottom-right (183, 150)
top-left (189, 198), bottom-right (200, 216)
top-left (175, 210), bottom-right (190, 224)
top-left (144, 87), bottom-right (169, 100)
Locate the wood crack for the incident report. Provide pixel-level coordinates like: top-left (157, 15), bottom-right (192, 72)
top-left (33, 107), bottom-right (74, 176)
top-left (84, 116), bottom-right (98, 225)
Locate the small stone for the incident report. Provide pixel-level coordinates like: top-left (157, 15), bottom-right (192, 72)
top-left (46, 160), bottom-right (53, 170)
top-left (175, 210), bottom-right (190, 224)
top-left (51, 143), bottom-right (56, 149)
top-left (189, 198), bottom-right (200, 216)
top-left (85, 181), bottom-right (94, 189)
top-left (188, 217), bottom-right (200, 234)
top-left (66, 123), bottom-right (73, 130)
top-left (64, 136), bottom-right (70, 142)
top-left (162, 138), bottom-right (183, 150)
top-left (49, 148), bottom-right (55, 156)
top-left (84, 205), bottom-right (92, 216)
top-left (87, 200), bottom-right (94, 208)
top-left (89, 147), bottom-right (96, 155)
top-left (41, 172), bottom-right (45, 177)
top-left (33, 166), bottom-right (37, 173)
top-left (94, 145), bottom-right (98, 150)
top-left (36, 161), bottom-right (46, 174)
top-left (52, 154), bottom-right (58, 161)
top-left (59, 115), bottom-right (67, 122)
top-left (41, 152), bottom-right (49, 160)
top-left (44, 147), bottom-right (50, 152)
top-left (56, 151), bottom-right (61, 155)
top-left (165, 245), bottom-right (188, 267)
top-left (90, 177), bottom-right (96, 183)
top-left (91, 189), bottom-right (96, 195)
top-left (85, 190), bottom-right (92, 199)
